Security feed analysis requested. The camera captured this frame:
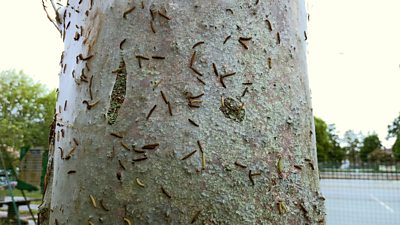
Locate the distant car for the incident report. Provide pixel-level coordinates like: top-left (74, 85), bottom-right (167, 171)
top-left (0, 182), bottom-right (17, 189)
top-left (0, 169), bottom-right (12, 176)
top-left (0, 177), bottom-right (17, 189)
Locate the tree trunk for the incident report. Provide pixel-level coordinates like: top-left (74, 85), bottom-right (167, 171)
top-left (41, 0), bottom-right (325, 224)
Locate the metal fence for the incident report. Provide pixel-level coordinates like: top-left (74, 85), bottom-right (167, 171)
top-left (319, 162), bottom-right (400, 225)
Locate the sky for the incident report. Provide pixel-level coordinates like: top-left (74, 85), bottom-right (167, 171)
top-left (0, 1), bottom-right (399, 147)
top-left (307, 0), bottom-right (400, 147)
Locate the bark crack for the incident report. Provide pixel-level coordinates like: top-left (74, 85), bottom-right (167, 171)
top-left (107, 58), bottom-right (127, 125)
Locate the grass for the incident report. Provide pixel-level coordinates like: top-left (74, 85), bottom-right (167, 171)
top-left (0, 219), bottom-right (20, 225)
top-left (0, 189), bottom-right (42, 199)
top-left (0, 219), bottom-right (30, 225)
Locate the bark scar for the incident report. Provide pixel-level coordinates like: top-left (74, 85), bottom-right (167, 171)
top-left (220, 97), bottom-right (245, 122)
top-left (107, 57), bottom-right (127, 125)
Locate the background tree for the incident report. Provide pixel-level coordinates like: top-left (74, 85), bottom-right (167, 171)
top-left (0, 151), bottom-right (17, 170)
top-left (0, 70), bottom-right (56, 168)
top-left (359, 134), bottom-right (381, 162)
top-left (387, 113), bottom-right (400, 138)
top-left (40, 1), bottom-right (325, 224)
top-left (325, 124), bottom-right (345, 164)
top-left (387, 113), bottom-right (400, 160)
top-left (314, 117), bottom-right (345, 165)
top-left (343, 130), bottom-right (363, 166)
top-left (314, 117), bottom-right (331, 162)
top-left (392, 139), bottom-right (400, 161)
top-left (367, 148), bottom-right (393, 163)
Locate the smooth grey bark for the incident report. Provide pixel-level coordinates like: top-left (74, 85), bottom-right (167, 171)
top-left (41, 0), bottom-right (325, 224)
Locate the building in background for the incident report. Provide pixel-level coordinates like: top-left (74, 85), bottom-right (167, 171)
top-left (18, 147), bottom-right (43, 187)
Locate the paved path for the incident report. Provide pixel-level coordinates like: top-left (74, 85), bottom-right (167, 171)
top-left (2, 181), bottom-right (400, 225)
top-left (1, 196), bottom-right (39, 224)
top-left (320, 179), bottom-right (400, 225)
top-left (1, 196), bottom-right (39, 211)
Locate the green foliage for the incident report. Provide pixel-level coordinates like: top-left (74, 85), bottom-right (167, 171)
top-left (387, 113), bottom-right (400, 138)
top-left (360, 134), bottom-right (382, 162)
top-left (388, 113), bottom-right (400, 161)
top-left (326, 125), bottom-right (346, 164)
top-left (314, 117), bottom-right (331, 162)
top-left (0, 70), bottom-right (56, 151)
top-left (392, 138), bottom-right (400, 161)
top-left (0, 151), bottom-right (17, 170)
top-left (41, 150), bottom-right (49, 193)
top-left (314, 117), bottom-right (345, 163)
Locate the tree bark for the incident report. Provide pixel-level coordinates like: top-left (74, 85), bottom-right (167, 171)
top-left (43, 0), bottom-right (325, 224)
